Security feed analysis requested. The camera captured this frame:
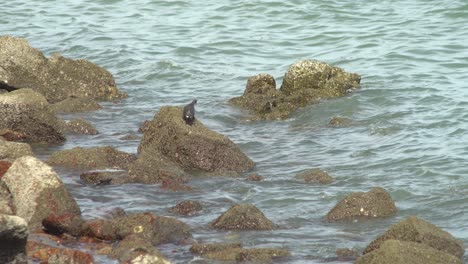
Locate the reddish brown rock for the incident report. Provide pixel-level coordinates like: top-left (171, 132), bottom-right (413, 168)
top-left (212, 204), bottom-right (276, 230)
top-left (0, 129), bottom-right (27, 141)
top-left (161, 179), bottom-right (194, 192)
top-left (246, 173), bottom-right (264, 181)
top-left (169, 200), bottom-right (202, 216)
top-left (85, 219), bottom-right (118, 241)
top-left (0, 160), bottom-right (12, 178)
top-left (28, 240), bottom-right (94, 264)
top-left (42, 213), bottom-right (86, 237)
top-left (326, 187), bottom-right (397, 221)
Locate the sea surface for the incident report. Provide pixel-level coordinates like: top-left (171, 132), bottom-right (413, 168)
top-left (2, 0), bottom-right (468, 263)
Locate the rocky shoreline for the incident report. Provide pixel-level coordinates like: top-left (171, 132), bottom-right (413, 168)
top-left (0, 35), bottom-right (464, 263)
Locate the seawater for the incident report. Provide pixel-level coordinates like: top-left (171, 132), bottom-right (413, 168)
top-left (2, 0), bottom-right (468, 263)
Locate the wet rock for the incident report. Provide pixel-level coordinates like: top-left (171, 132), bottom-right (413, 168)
top-left (0, 89), bottom-right (65, 143)
top-left (85, 219), bottom-right (119, 241)
top-left (27, 240), bottom-right (94, 264)
top-left (42, 213), bottom-right (86, 237)
top-left (356, 239), bottom-right (462, 264)
top-left (119, 134), bottom-right (141, 140)
top-left (190, 242), bottom-right (243, 255)
top-left (128, 147), bottom-right (189, 184)
top-left (47, 146), bottom-right (136, 170)
top-left (0, 181), bottom-right (14, 214)
top-left (61, 118), bottom-right (99, 135)
top-left (230, 60), bottom-right (361, 120)
top-left (169, 200), bottom-right (202, 216)
top-left (203, 248), bottom-right (290, 262)
top-left (136, 106), bottom-right (255, 173)
top-left (328, 116), bottom-right (352, 127)
top-left (138, 120), bottom-right (151, 133)
top-left (114, 212), bottom-right (192, 245)
top-left (212, 204), bottom-right (276, 230)
top-left (295, 168), bottom-right (334, 184)
top-left (246, 172), bottom-right (264, 181)
top-left (0, 140), bottom-right (33, 161)
top-left (110, 234), bottom-right (171, 264)
top-left (363, 216), bottom-right (464, 260)
top-left (161, 178), bottom-right (194, 192)
top-left (0, 214), bottom-right (28, 264)
top-left (0, 35), bottom-right (127, 103)
top-left (49, 97), bottom-right (102, 113)
top-left (1, 156), bottom-right (81, 229)
top-left (0, 129), bottom-right (27, 142)
top-left (326, 187), bottom-right (396, 221)
top-left (80, 170), bottom-right (129, 185)
top-left (335, 248), bottom-right (359, 262)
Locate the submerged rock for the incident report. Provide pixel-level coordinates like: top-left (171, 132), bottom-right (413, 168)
top-left (137, 106), bottom-right (255, 173)
top-left (294, 168), bottom-right (334, 184)
top-left (212, 204), bottom-right (276, 230)
top-left (49, 97), bottom-right (102, 113)
top-left (326, 187), bottom-right (396, 221)
top-left (47, 146), bottom-right (136, 170)
top-left (230, 60), bottom-right (361, 120)
top-left (356, 239), bottom-right (462, 264)
top-left (246, 172), bottom-right (264, 181)
top-left (328, 116), bottom-right (353, 128)
top-left (0, 140), bottom-right (33, 161)
top-left (0, 214), bottom-right (28, 264)
top-left (363, 216), bottom-right (464, 260)
top-left (169, 200), bottom-right (202, 216)
top-left (0, 35), bottom-right (127, 103)
top-left (2, 156), bottom-right (81, 229)
top-left (0, 89), bottom-right (65, 143)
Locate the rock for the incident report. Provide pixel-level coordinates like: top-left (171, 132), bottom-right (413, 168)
top-left (229, 60), bottom-right (361, 120)
top-left (0, 160), bottom-right (12, 178)
top-left (0, 214), bottom-right (28, 264)
top-left (190, 242), bottom-right (243, 255)
top-left (0, 35), bottom-right (127, 103)
top-left (138, 120), bottom-right (151, 133)
top-left (0, 181), bottom-right (14, 214)
top-left (356, 239), bottom-right (462, 264)
top-left (49, 97), bottom-right (102, 113)
top-left (85, 219), bottom-right (118, 241)
top-left (114, 212), bottom-right (192, 245)
top-left (212, 204), bottom-right (276, 230)
top-left (42, 213), bottom-right (86, 237)
top-left (110, 234), bottom-right (171, 264)
top-left (0, 140), bottom-right (33, 161)
top-left (80, 170), bottom-right (129, 185)
top-left (326, 187), bottom-right (396, 221)
top-left (27, 240), bottom-right (94, 264)
top-left (127, 147), bottom-right (189, 184)
top-left (246, 172), bottom-right (264, 181)
top-left (335, 248), bottom-right (359, 262)
top-left (169, 200), bottom-right (202, 216)
top-left (0, 129), bottom-right (27, 141)
top-left (295, 168), bottom-right (334, 184)
top-left (47, 146), bottom-right (136, 170)
top-left (0, 89), bottom-right (65, 143)
top-left (119, 134), bottom-right (141, 140)
top-left (363, 216), bottom-right (464, 260)
top-left (62, 118), bottom-right (99, 135)
top-left (328, 116), bottom-right (352, 127)
top-left (161, 179), bottom-right (194, 192)
top-left (1, 156), bottom-right (81, 229)
top-left (202, 248), bottom-right (290, 262)
top-left (136, 106), bottom-right (255, 173)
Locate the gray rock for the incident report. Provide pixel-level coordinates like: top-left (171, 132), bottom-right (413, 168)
top-left (0, 214), bottom-right (28, 264)
top-left (212, 204), bottom-right (276, 230)
top-left (0, 89), bottom-right (65, 143)
top-left (295, 168), bottom-right (334, 184)
top-left (49, 97), bottom-right (102, 113)
top-left (0, 140), bottom-right (33, 161)
top-left (2, 156), bottom-right (81, 229)
top-left (61, 118), bottom-right (99, 135)
top-left (0, 35), bottom-right (127, 103)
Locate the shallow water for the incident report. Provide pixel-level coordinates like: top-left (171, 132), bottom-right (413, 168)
top-left (3, 0), bottom-right (468, 263)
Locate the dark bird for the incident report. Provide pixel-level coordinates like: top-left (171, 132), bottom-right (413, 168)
top-left (182, 99), bottom-right (197, 125)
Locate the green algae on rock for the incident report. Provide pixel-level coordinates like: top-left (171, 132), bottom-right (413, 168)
top-left (326, 187), bottom-right (396, 221)
top-left (229, 60), bottom-right (361, 120)
top-left (0, 35), bottom-right (127, 103)
top-left (211, 204), bottom-right (276, 230)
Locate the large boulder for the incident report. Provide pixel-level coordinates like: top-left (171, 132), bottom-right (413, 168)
top-left (211, 204), bottom-right (276, 230)
top-left (229, 60), bottom-right (361, 120)
top-left (356, 239), bottom-right (462, 264)
top-left (363, 216), bottom-right (464, 260)
top-left (1, 156), bottom-right (81, 229)
top-left (0, 140), bottom-right (33, 161)
top-left (47, 146), bottom-right (136, 170)
top-left (136, 106), bottom-right (255, 173)
top-left (0, 89), bottom-right (65, 143)
top-left (0, 35), bottom-right (127, 103)
top-left (326, 187), bottom-right (397, 221)
top-left (0, 214), bottom-right (28, 264)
